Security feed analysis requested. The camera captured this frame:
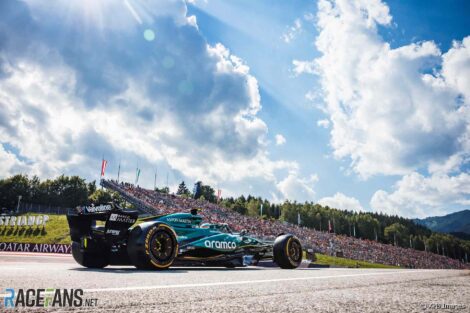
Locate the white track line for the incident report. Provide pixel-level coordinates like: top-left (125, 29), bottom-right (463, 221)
top-left (0, 252), bottom-right (71, 258)
top-left (84, 270), bottom-right (440, 293)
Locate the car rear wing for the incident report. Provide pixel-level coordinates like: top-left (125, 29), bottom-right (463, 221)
top-left (67, 204), bottom-right (138, 242)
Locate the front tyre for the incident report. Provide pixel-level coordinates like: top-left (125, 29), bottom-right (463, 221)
top-left (71, 241), bottom-right (109, 268)
top-left (273, 234), bottom-right (302, 269)
top-left (127, 222), bottom-right (178, 270)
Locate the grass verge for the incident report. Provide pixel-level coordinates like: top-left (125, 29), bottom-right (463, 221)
top-left (313, 253), bottom-right (400, 268)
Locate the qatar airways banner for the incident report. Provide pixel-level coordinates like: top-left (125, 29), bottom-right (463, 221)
top-left (0, 242), bottom-right (71, 254)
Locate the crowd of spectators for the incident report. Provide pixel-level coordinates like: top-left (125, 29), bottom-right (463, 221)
top-left (104, 180), bottom-right (469, 269)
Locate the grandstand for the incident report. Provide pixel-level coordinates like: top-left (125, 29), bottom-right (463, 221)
top-left (102, 179), bottom-right (469, 270)
top-left (101, 179), bottom-right (156, 215)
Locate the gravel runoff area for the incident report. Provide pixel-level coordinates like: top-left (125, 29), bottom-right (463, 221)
top-left (0, 253), bottom-right (469, 313)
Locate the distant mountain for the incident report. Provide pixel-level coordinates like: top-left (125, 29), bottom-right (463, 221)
top-left (415, 210), bottom-right (470, 237)
top-left (449, 232), bottom-right (470, 240)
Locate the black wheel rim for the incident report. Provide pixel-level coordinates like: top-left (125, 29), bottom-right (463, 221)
top-left (288, 240), bottom-right (301, 263)
top-left (150, 230), bottom-right (174, 262)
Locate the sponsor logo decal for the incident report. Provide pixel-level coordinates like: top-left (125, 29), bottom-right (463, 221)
top-left (105, 229), bottom-right (120, 236)
top-left (204, 240), bottom-right (236, 250)
top-left (108, 214), bottom-right (136, 224)
top-left (167, 218), bottom-right (191, 224)
top-left (0, 242), bottom-right (71, 254)
top-left (77, 204), bottom-right (112, 214)
top-left (0, 288), bottom-right (98, 308)
top-left (0, 215), bottom-right (49, 227)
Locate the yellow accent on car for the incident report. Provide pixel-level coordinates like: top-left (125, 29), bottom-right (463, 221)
top-left (285, 237), bottom-right (292, 257)
top-left (147, 224), bottom-right (179, 269)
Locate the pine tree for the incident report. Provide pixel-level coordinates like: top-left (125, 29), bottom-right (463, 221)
top-left (176, 181), bottom-right (190, 196)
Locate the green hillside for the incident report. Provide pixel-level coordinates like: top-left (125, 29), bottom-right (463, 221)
top-left (415, 210), bottom-right (470, 235)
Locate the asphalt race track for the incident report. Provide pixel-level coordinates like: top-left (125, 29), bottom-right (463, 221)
top-left (1, 253), bottom-right (469, 313)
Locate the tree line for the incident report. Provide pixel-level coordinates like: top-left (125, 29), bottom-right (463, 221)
top-left (0, 174), bottom-right (120, 209)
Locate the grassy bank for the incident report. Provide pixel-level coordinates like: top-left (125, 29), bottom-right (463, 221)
top-left (313, 253), bottom-right (400, 269)
top-left (0, 214), bottom-right (71, 244)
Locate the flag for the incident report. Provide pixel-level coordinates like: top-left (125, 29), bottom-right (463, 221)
top-left (260, 203), bottom-right (263, 216)
top-left (328, 220), bottom-right (332, 233)
top-left (216, 189), bottom-right (222, 202)
top-left (101, 159), bottom-right (108, 177)
top-left (135, 168), bottom-right (141, 185)
top-left (193, 181), bottom-right (202, 199)
top-left (297, 212), bottom-right (301, 225)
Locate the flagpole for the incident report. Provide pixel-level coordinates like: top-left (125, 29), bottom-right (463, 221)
top-left (135, 167), bottom-right (141, 186)
top-left (154, 168), bottom-right (157, 190)
top-left (166, 172), bottom-right (169, 189)
top-left (117, 159), bottom-right (121, 183)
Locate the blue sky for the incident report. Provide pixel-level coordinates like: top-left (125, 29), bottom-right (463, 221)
top-left (0, 0), bottom-right (469, 218)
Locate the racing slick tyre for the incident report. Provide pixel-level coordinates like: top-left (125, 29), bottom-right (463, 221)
top-left (273, 234), bottom-right (302, 269)
top-left (127, 222), bottom-right (178, 270)
top-left (71, 241), bottom-right (109, 268)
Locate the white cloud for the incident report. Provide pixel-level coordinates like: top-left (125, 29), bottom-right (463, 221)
top-left (317, 119), bottom-right (330, 128)
top-left (304, 0), bottom-right (470, 178)
top-left (276, 172), bottom-right (318, 203)
top-left (318, 192), bottom-right (363, 212)
top-left (292, 59), bottom-right (316, 75)
top-left (0, 145), bottom-right (26, 177)
top-left (370, 172), bottom-right (470, 218)
top-left (303, 13), bottom-right (315, 23)
top-left (442, 38), bottom-right (470, 101)
top-left (281, 18), bottom-right (302, 43)
top-left (275, 134), bottom-right (286, 146)
top-left (0, 60), bottom-right (168, 179)
top-left (0, 0), bottom-right (299, 200)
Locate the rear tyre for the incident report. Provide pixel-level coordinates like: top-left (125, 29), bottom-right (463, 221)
top-left (273, 234), bottom-right (302, 269)
top-left (127, 222), bottom-right (178, 270)
top-left (71, 241), bottom-right (109, 268)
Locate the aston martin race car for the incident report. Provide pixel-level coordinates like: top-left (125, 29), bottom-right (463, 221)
top-left (67, 203), bottom-right (303, 270)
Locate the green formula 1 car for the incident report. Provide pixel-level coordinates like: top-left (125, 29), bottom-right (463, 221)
top-left (67, 203), bottom-right (303, 270)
